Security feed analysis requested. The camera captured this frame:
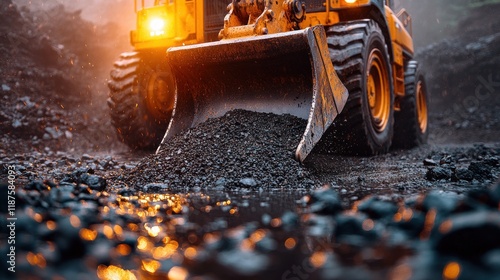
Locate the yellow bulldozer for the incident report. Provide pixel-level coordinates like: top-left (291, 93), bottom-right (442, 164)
top-left (110, 0), bottom-right (428, 162)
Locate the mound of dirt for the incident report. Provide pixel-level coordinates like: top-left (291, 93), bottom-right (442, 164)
top-left (416, 3), bottom-right (500, 144)
top-left (124, 110), bottom-right (317, 190)
top-left (0, 0), bottom-right (127, 154)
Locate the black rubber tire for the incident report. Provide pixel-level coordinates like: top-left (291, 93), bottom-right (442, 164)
top-left (107, 51), bottom-right (174, 150)
top-left (393, 60), bottom-right (429, 148)
top-left (322, 19), bottom-right (395, 155)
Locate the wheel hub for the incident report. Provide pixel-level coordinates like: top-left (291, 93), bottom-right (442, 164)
top-left (366, 49), bottom-right (390, 133)
top-left (145, 71), bottom-right (175, 120)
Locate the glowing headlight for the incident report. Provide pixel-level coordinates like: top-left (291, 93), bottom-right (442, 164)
top-left (345, 0), bottom-right (357, 3)
top-left (149, 18), bottom-right (166, 36)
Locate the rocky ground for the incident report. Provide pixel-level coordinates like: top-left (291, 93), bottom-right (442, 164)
top-left (1, 1), bottom-right (500, 280)
top-left (0, 0), bottom-right (128, 154)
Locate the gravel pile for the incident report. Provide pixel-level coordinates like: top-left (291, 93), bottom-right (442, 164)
top-left (0, 0), bottom-right (125, 154)
top-left (424, 145), bottom-right (500, 184)
top-left (0, 151), bottom-right (138, 185)
top-left (125, 110), bottom-right (318, 190)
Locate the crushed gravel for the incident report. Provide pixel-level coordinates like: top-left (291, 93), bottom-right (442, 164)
top-left (125, 110), bottom-right (318, 190)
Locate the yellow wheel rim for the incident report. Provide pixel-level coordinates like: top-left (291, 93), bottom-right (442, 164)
top-left (416, 80), bottom-right (428, 133)
top-left (366, 49), bottom-right (391, 133)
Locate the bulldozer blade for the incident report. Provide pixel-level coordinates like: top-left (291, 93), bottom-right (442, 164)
top-left (157, 25), bottom-right (348, 162)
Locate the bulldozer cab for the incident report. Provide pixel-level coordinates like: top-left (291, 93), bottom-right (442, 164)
top-left (131, 0), bottom-right (228, 50)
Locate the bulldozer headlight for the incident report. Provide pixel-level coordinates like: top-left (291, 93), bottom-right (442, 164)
top-left (149, 18), bottom-right (166, 36)
top-left (344, 0), bottom-right (357, 4)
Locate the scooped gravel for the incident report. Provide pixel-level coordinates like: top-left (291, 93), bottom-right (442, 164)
top-left (125, 110), bottom-right (318, 191)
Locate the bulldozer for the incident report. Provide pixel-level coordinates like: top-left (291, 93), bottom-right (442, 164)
top-left (155, 0), bottom-right (429, 162)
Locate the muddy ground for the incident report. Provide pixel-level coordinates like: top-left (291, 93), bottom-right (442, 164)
top-left (1, 1), bottom-right (500, 279)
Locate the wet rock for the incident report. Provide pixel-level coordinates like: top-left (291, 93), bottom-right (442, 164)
top-left (142, 182), bottom-right (169, 192)
top-left (80, 173), bottom-right (106, 191)
top-left (308, 186), bottom-right (343, 215)
top-left (261, 214), bottom-right (272, 226)
top-left (25, 180), bottom-right (50, 191)
top-left (239, 178), bottom-right (258, 188)
top-left (433, 211), bottom-right (500, 258)
top-left (357, 197), bottom-right (398, 221)
top-left (389, 211), bottom-right (426, 239)
top-left (468, 161), bottom-right (492, 180)
top-left (255, 235), bottom-right (277, 253)
top-left (464, 188), bottom-right (499, 210)
top-left (44, 127), bottom-right (63, 139)
top-left (215, 178), bottom-right (227, 189)
top-left (217, 250), bottom-right (270, 276)
top-left (64, 130), bottom-right (73, 139)
top-left (423, 158), bottom-right (438, 166)
top-left (117, 188), bottom-right (135, 196)
top-left (452, 167), bottom-right (474, 182)
top-left (49, 184), bottom-right (76, 204)
top-left (419, 191), bottom-right (461, 216)
top-left (426, 167), bottom-right (452, 181)
top-left (484, 156), bottom-right (499, 167)
top-left (334, 214), bottom-right (383, 246)
top-left (122, 164), bottom-right (136, 170)
top-left (281, 211), bottom-right (299, 231)
top-left (81, 154), bottom-right (92, 160)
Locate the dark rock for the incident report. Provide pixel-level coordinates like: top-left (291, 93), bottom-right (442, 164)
top-left (80, 174), bottom-right (106, 191)
top-left (357, 197), bottom-right (398, 221)
top-left (385, 203), bottom-right (431, 240)
top-left (419, 191), bottom-right (461, 216)
top-left (426, 167), bottom-right (452, 181)
top-left (239, 178), bottom-right (258, 188)
top-left (215, 178), bottom-right (227, 188)
top-left (142, 183), bottom-right (169, 192)
top-left (308, 186), bottom-right (343, 215)
top-left (216, 250), bottom-right (269, 276)
top-left (281, 211), bottom-right (299, 231)
top-left (118, 188), bottom-right (135, 196)
top-left (453, 167), bottom-right (474, 182)
top-left (49, 184), bottom-right (76, 204)
top-left (124, 110), bottom-right (312, 191)
top-left (423, 158), bottom-right (438, 166)
top-left (81, 154), bottom-right (92, 160)
top-left (334, 214), bottom-right (383, 246)
top-left (255, 235), bottom-right (277, 253)
top-left (25, 180), bottom-right (50, 191)
top-left (469, 161), bottom-right (492, 180)
top-left (466, 188), bottom-right (498, 209)
top-left (433, 211), bottom-right (500, 258)
top-left (484, 156), bottom-right (499, 167)
top-left (261, 214), bottom-right (272, 226)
